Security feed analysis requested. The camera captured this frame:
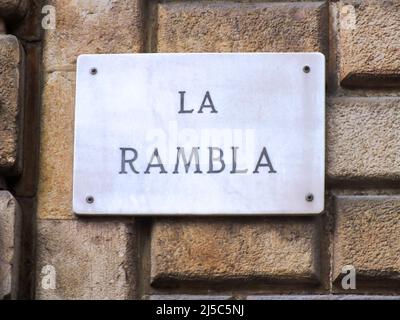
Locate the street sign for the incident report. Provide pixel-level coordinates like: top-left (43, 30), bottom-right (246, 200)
top-left (73, 53), bottom-right (325, 215)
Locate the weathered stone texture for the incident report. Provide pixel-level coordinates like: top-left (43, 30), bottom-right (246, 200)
top-left (43, 0), bottom-right (145, 70)
top-left (38, 72), bottom-right (74, 219)
top-left (36, 220), bottom-right (136, 300)
top-left (39, 0), bottom-right (146, 219)
top-left (33, 0), bottom-right (400, 298)
top-left (0, 0), bottom-right (29, 21)
top-left (151, 218), bottom-right (319, 286)
top-left (12, 0), bottom-right (43, 41)
top-left (0, 34), bottom-right (23, 174)
top-left (327, 98), bottom-right (400, 181)
top-left (333, 196), bottom-right (400, 284)
top-left (338, 1), bottom-right (400, 87)
top-left (0, 191), bottom-right (21, 299)
top-left (156, 2), bottom-right (327, 53)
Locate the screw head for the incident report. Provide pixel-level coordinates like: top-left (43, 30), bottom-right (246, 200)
top-left (90, 67), bottom-right (97, 75)
top-left (303, 65), bottom-right (311, 73)
top-left (305, 193), bottom-right (314, 202)
top-left (86, 196), bottom-right (94, 204)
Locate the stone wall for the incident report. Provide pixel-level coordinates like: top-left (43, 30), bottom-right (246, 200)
top-left (0, 0), bottom-right (399, 299)
top-left (0, 0), bottom-right (33, 299)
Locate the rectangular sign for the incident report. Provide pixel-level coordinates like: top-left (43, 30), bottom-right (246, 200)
top-left (73, 53), bottom-right (325, 215)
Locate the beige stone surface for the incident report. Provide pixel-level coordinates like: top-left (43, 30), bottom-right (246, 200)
top-left (327, 98), bottom-right (400, 181)
top-left (39, 0), bottom-right (146, 219)
top-left (38, 72), bottom-right (75, 219)
top-left (36, 219), bottom-right (136, 300)
top-left (156, 1), bottom-right (327, 53)
top-left (333, 196), bottom-right (400, 283)
top-left (151, 218), bottom-right (319, 286)
top-left (34, 0), bottom-right (400, 298)
top-left (338, 1), bottom-right (400, 87)
top-left (43, 0), bottom-right (145, 70)
top-left (0, 191), bottom-right (21, 299)
top-left (0, 34), bottom-right (23, 174)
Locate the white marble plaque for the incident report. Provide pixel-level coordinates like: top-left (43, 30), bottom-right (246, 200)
top-left (73, 53), bottom-right (325, 215)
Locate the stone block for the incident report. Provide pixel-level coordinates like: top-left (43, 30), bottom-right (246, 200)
top-left (0, 34), bottom-right (23, 174)
top-left (333, 196), bottom-right (400, 286)
top-left (38, 72), bottom-right (74, 219)
top-left (43, 0), bottom-right (145, 70)
top-left (338, 1), bottom-right (400, 87)
top-left (0, 191), bottom-right (21, 299)
top-left (151, 218), bottom-right (320, 286)
top-left (156, 1), bottom-right (327, 53)
top-left (327, 98), bottom-right (400, 181)
top-left (35, 219), bottom-right (136, 300)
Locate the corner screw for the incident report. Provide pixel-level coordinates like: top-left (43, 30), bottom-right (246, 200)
top-left (303, 65), bottom-right (311, 73)
top-left (90, 67), bottom-right (97, 75)
top-left (86, 196), bottom-right (94, 204)
top-left (306, 193), bottom-right (314, 202)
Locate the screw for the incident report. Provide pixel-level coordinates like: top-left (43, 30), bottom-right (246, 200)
top-left (86, 196), bottom-right (94, 204)
top-left (306, 193), bottom-right (314, 202)
top-left (90, 67), bottom-right (97, 75)
top-left (303, 65), bottom-right (311, 73)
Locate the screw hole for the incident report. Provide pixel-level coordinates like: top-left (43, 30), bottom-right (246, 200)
top-left (90, 68), bottom-right (97, 75)
top-left (303, 65), bottom-right (311, 73)
top-left (86, 196), bottom-right (94, 204)
top-left (306, 193), bottom-right (314, 202)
